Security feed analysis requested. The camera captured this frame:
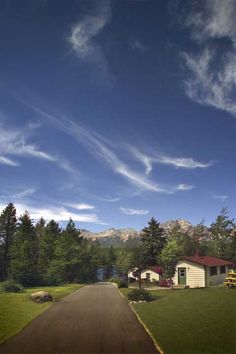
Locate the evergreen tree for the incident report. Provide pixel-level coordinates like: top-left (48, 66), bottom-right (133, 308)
top-left (141, 217), bottom-right (166, 265)
top-left (103, 246), bottom-right (116, 278)
top-left (35, 217), bottom-right (46, 239)
top-left (9, 212), bottom-right (39, 286)
top-left (38, 219), bottom-right (61, 283)
top-left (0, 203), bottom-right (17, 280)
top-left (47, 219), bottom-right (82, 283)
top-left (77, 240), bottom-right (101, 281)
top-left (209, 208), bottom-right (235, 259)
top-left (116, 248), bottom-right (134, 276)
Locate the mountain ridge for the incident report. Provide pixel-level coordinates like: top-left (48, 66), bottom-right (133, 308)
top-left (80, 219), bottom-right (196, 241)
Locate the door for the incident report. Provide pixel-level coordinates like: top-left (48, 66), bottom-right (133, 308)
top-left (178, 268), bottom-right (186, 285)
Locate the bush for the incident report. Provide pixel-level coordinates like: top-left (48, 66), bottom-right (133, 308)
top-left (159, 279), bottom-right (172, 287)
top-left (128, 289), bottom-right (152, 302)
top-left (128, 276), bottom-right (136, 283)
top-left (109, 277), bottom-right (120, 283)
top-left (0, 279), bottom-right (24, 292)
top-left (117, 279), bottom-right (128, 288)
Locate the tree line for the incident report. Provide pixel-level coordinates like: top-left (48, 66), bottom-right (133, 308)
top-left (0, 203), bottom-right (236, 287)
top-left (0, 203), bottom-right (116, 285)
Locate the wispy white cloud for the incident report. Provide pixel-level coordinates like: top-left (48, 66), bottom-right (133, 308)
top-left (0, 202), bottom-right (106, 224)
top-left (27, 121), bottom-right (42, 130)
top-left (0, 124), bottom-right (78, 175)
top-left (182, 0), bottom-right (236, 116)
top-left (120, 207), bottom-right (149, 216)
top-left (0, 156), bottom-right (19, 167)
top-left (0, 125), bottom-right (55, 162)
top-left (212, 193), bottom-right (228, 202)
top-left (68, 0), bottom-right (111, 76)
top-left (176, 184), bottom-right (194, 191)
top-left (96, 196), bottom-right (121, 202)
top-left (15, 102), bottom-right (194, 195)
top-left (129, 145), bottom-right (213, 174)
top-left (66, 203), bottom-right (95, 210)
top-left (70, 123), bottom-right (194, 194)
top-left (185, 0), bottom-right (236, 43)
top-left (0, 186), bottom-right (36, 200)
top-left (129, 147), bottom-right (152, 174)
top-left (155, 153), bottom-right (214, 169)
top-left (129, 39), bottom-right (147, 53)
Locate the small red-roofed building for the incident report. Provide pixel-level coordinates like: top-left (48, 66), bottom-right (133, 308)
top-left (128, 266), bottom-right (163, 282)
top-left (173, 254), bottom-right (234, 288)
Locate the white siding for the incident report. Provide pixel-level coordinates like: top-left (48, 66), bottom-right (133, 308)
top-left (205, 265), bottom-right (229, 286)
top-left (128, 268), bottom-right (160, 281)
top-left (173, 260), bottom-right (205, 288)
top-left (128, 269), bottom-right (138, 280)
top-left (141, 269), bottom-right (160, 281)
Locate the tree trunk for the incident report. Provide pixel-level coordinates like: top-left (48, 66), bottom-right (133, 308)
top-left (138, 268), bottom-right (142, 290)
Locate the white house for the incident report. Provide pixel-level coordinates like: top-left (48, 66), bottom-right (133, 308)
top-left (128, 266), bottom-right (162, 282)
top-left (173, 255), bottom-right (233, 288)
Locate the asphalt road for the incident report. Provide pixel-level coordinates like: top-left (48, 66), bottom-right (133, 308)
top-left (0, 283), bottom-right (159, 354)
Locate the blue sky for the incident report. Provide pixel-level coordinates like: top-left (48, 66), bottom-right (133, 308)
top-left (0, 0), bottom-right (236, 231)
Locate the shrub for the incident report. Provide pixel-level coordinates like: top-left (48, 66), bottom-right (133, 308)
top-left (117, 279), bottom-right (128, 288)
top-left (128, 276), bottom-right (136, 283)
top-left (109, 277), bottom-right (120, 283)
top-left (128, 289), bottom-right (152, 302)
top-left (0, 279), bottom-right (24, 292)
top-left (159, 279), bottom-right (172, 287)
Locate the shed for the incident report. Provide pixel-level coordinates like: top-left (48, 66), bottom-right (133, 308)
top-left (128, 266), bottom-right (163, 282)
top-left (173, 255), bottom-right (233, 288)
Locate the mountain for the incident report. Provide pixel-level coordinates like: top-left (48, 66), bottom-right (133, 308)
top-left (79, 219), bottom-right (211, 247)
top-left (79, 220), bottom-right (196, 247)
top-left (80, 228), bottom-right (140, 241)
top-left (160, 219), bottom-right (193, 233)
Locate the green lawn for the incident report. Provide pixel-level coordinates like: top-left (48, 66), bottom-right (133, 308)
top-left (121, 286), bottom-right (236, 354)
top-left (0, 284), bottom-right (83, 344)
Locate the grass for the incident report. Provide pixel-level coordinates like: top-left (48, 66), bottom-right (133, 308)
top-left (0, 283), bottom-right (83, 344)
top-left (120, 286), bottom-right (236, 354)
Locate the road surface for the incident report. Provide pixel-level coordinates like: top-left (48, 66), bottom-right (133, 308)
top-left (0, 283), bottom-right (159, 354)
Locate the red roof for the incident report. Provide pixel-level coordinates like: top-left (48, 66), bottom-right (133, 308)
top-left (144, 266), bottom-right (163, 274)
top-left (183, 255), bottom-right (233, 267)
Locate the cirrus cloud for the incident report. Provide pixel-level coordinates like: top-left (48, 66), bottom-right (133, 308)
top-left (120, 207), bottom-right (149, 216)
top-left (181, 0), bottom-right (236, 117)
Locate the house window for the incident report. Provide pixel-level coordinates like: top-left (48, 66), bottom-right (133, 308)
top-left (210, 266), bottom-right (217, 276)
top-left (146, 272), bottom-right (150, 281)
top-left (220, 265), bottom-right (226, 274)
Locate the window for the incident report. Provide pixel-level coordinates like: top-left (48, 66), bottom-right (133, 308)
top-left (220, 265), bottom-right (226, 274)
top-left (210, 266), bottom-right (217, 276)
top-left (146, 272), bottom-right (150, 280)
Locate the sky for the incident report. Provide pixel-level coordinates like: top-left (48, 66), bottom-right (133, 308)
top-left (0, 0), bottom-right (236, 231)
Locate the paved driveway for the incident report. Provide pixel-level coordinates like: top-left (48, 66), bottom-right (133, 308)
top-left (0, 283), bottom-right (159, 354)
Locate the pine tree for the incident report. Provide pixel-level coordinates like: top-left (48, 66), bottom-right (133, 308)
top-left (47, 219), bottom-right (82, 283)
top-left (38, 219), bottom-right (61, 283)
top-left (104, 246), bottom-right (116, 278)
top-left (141, 217), bottom-right (166, 265)
top-left (9, 212), bottom-right (39, 286)
top-left (65, 218), bottom-right (83, 243)
top-left (209, 208), bottom-right (235, 259)
top-left (0, 203), bottom-right (17, 281)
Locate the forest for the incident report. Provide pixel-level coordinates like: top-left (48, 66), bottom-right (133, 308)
top-left (0, 203), bottom-right (236, 286)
